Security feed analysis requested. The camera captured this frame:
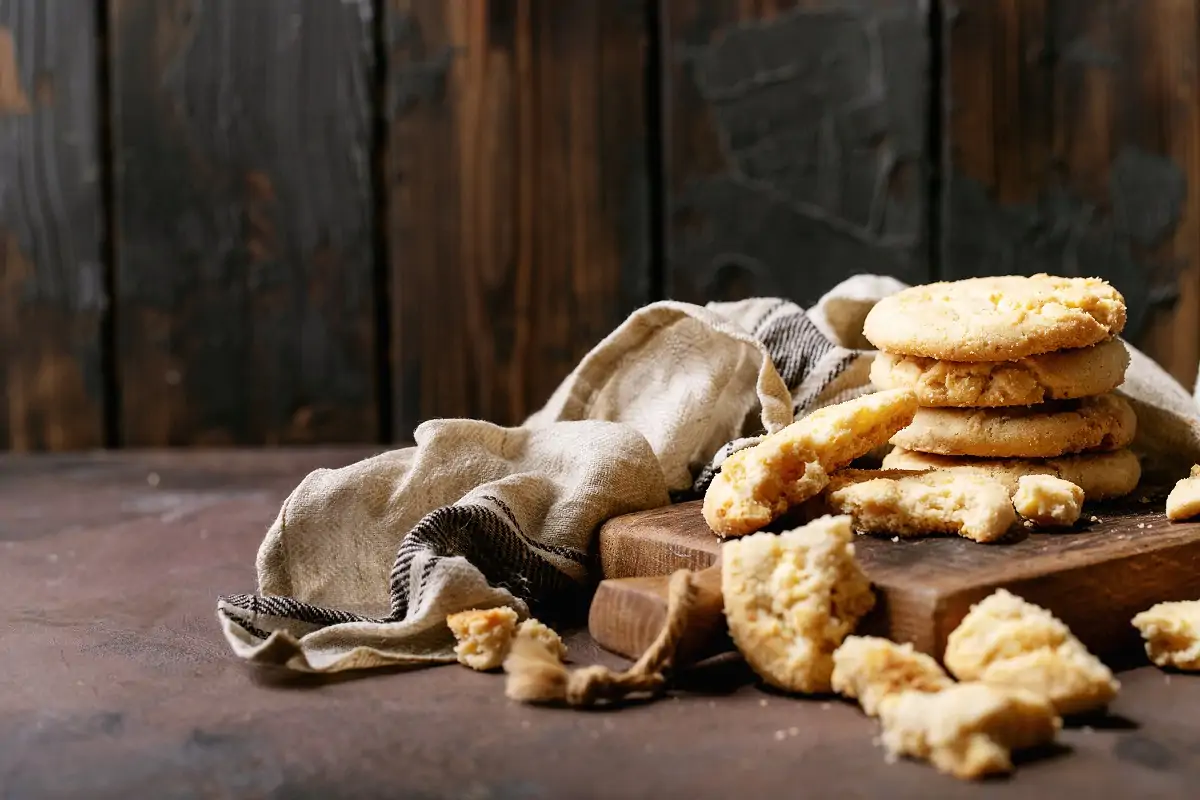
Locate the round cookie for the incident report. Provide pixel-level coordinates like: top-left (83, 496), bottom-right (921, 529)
top-left (889, 393), bottom-right (1136, 458)
top-left (863, 274), bottom-right (1127, 361)
top-left (881, 447), bottom-right (1141, 501)
top-left (870, 338), bottom-right (1129, 407)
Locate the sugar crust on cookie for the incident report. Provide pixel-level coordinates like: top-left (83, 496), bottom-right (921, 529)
top-left (863, 274), bottom-right (1127, 361)
top-left (889, 394), bottom-right (1136, 459)
top-left (870, 338), bottom-right (1129, 407)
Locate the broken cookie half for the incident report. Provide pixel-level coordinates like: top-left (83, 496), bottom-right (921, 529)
top-left (831, 635), bottom-right (953, 717)
top-left (878, 683), bottom-right (1061, 781)
top-left (814, 468), bottom-right (1017, 543)
top-left (447, 607), bottom-right (565, 671)
top-left (721, 515), bottom-right (876, 694)
top-left (703, 389), bottom-right (918, 537)
top-left (944, 589), bottom-right (1119, 716)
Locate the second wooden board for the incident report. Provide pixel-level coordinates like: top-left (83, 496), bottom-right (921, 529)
top-left (593, 498), bottom-right (1200, 662)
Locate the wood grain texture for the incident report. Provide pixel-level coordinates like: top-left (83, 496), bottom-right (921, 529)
top-left (0, 1), bottom-right (106, 451)
top-left (943, 0), bottom-right (1200, 389)
top-left (384, 0), bottom-right (651, 439)
top-left (109, 0), bottom-right (379, 446)
top-left (594, 498), bottom-right (1200, 661)
top-left (588, 563), bottom-right (728, 665)
top-left (664, 0), bottom-right (931, 304)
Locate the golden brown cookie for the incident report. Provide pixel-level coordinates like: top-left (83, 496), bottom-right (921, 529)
top-left (878, 684), bottom-right (1061, 780)
top-left (862, 274), bottom-right (1127, 361)
top-left (447, 607), bottom-right (519, 671)
top-left (944, 589), bottom-right (1119, 716)
top-left (721, 515), bottom-right (876, 694)
top-left (1166, 465), bottom-right (1200, 521)
top-left (817, 469), bottom-right (1017, 543)
top-left (889, 394), bottom-right (1136, 458)
top-left (1132, 600), bottom-right (1200, 671)
top-left (881, 447), bottom-right (1141, 501)
top-left (869, 338), bottom-right (1129, 407)
top-left (1012, 475), bottom-right (1084, 527)
top-left (703, 389), bottom-right (918, 537)
top-left (831, 635), bottom-right (953, 717)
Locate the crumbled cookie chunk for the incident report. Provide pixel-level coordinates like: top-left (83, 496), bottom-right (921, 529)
top-left (890, 393), bottom-right (1137, 459)
top-left (878, 684), bottom-right (1061, 780)
top-left (1166, 465), bottom-right (1200, 521)
top-left (870, 338), bottom-right (1129, 407)
top-left (446, 607), bottom-right (519, 671)
top-left (1013, 475), bottom-right (1084, 528)
top-left (721, 515), bottom-right (876, 693)
top-left (516, 618), bottom-right (567, 660)
top-left (944, 590), bottom-right (1119, 715)
top-left (862, 274), bottom-right (1126, 361)
top-left (1132, 600), bottom-right (1200, 670)
top-left (818, 469), bottom-right (1016, 543)
top-left (703, 389), bottom-right (918, 537)
top-left (831, 636), bottom-right (953, 717)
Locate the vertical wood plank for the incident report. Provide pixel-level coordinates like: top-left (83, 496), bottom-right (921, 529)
top-left (664, 0), bottom-right (932, 305)
top-left (0, 1), bottom-right (106, 451)
top-left (384, 0), bottom-right (651, 438)
top-left (110, 0), bottom-right (379, 446)
top-left (942, 0), bottom-right (1200, 389)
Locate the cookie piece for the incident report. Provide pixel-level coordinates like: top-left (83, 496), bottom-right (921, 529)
top-left (1132, 600), bottom-right (1200, 670)
top-left (447, 606), bottom-right (519, 671)
top-left (703, 389), bottom-right (918, 537)
top-left (870, 338), bottom-right (1129, 407)
top-left (721, 515), bottom-right (876, 694)
top-left (863, 274), bottom-right (1127, 361)
top-left (878, 684), bottom-right (1061, 781)
top-left (881, 447), bottom-right (1141, 501)
top-left (1013, 475), bottom-right (1083, 527)
top-left (944, 589), bottom-right (1119, 716)
top-left (890, 394), bottom-right (1136, 459)
top-left (831, 635), bottom-right (953, 717)
top-left (1166, 465), bottom-right (1200, 521)
top-left (818, 469), bottom-right (1017, 543)
top-left (516, 618), bottom-right (567, 660)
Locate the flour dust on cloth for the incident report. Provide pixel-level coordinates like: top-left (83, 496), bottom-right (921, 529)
top-left (217, 276), bottom-right (1200, 674)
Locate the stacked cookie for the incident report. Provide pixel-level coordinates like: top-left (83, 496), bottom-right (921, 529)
top-left (863, 274), bottom-right (1141, 500)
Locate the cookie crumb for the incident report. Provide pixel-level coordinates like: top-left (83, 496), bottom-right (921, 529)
top-left (1090, 515), bottom-right (1101, 523)
top-left (774, 730), bottom-right (787, 741)
top-left (759, 698), bottom-right (769, 707)
top-left (891, 536), bottom-right (900, 543)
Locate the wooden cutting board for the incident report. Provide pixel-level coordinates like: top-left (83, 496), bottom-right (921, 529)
top-left (589, 496), bottom-right (1200, 664)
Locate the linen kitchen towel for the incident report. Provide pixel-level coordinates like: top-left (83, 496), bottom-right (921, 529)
top-left (218, 277), bottom-right (1200, 673)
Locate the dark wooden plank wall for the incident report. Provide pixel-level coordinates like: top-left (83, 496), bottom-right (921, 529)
top-left (384, 0), bottom-right (651, 437)
top-left (943, 0), bottom-right (1200, 390)
top-left (665, 0), bottom-right (932, 303)
top-left (110, 0), bottom-right (379, 447)
top-left (2, 0), bottom-right (1199, 452)
top-left (0, 0), bottom-right (107, 450)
